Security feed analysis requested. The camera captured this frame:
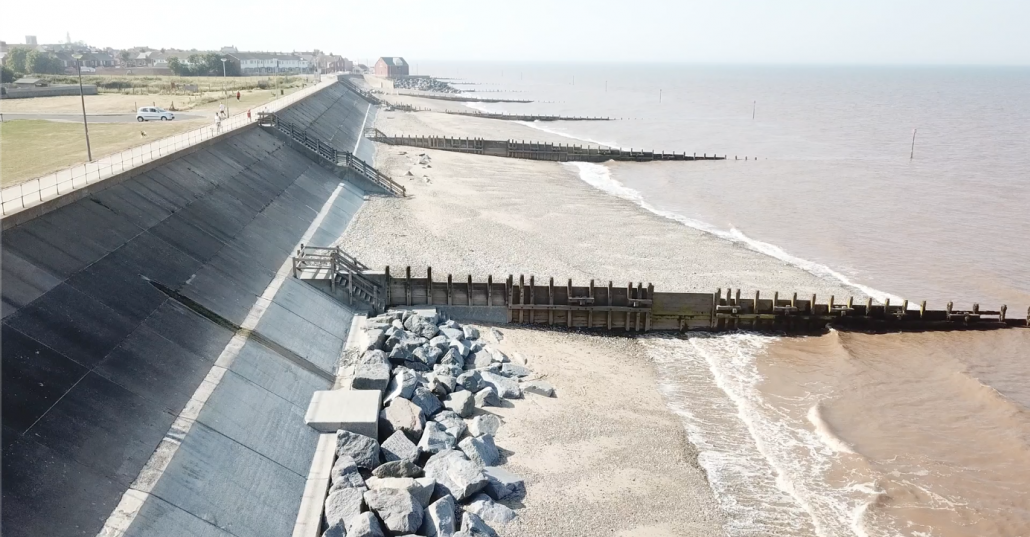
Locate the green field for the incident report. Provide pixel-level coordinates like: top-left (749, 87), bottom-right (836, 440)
top-left (0, 119), bottom-right (205, 186)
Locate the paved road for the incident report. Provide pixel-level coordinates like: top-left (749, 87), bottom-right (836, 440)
top-left (0, 112), bottom-right (206, 123)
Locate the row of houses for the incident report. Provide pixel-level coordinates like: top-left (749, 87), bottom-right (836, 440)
top-left (0, 39), bottom-right (354, 75)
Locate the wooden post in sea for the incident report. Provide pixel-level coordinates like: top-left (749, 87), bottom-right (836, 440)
top-left (427, 267), bottom-right (433, 305)
top-left (910, 128), bottom-right (918, 159)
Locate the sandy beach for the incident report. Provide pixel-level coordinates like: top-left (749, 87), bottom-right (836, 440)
top-left (337, 81), bottom-right (862, 536)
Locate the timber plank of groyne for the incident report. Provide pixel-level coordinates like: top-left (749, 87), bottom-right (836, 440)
top-left (364, 129), bottom-right (725, 163)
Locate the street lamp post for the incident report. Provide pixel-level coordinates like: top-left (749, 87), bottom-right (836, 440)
top-left (72, 53), bottom-right (92, 161)
top-left (220, 58), bottom-right (228, 117)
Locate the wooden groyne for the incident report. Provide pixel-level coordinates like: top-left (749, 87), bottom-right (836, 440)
top-left (364, 128), bottom-right (725, 163)
top-left (383, 104), bottom-right (611, 122)
top-left (383, 267), bottom-right (1029, 333)
top-left (291, 250), bottom-right (1028, 333)
top-left (395, 92), bottom-right (533, 104)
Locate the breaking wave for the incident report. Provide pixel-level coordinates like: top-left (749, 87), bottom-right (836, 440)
top-left (565, 161), bottom-right (904, 304)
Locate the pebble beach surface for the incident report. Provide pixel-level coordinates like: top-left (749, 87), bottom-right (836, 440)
top-left (336, 84), bottom-right (860, 536)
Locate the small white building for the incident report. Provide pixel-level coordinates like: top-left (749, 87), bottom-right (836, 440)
top-left (228, 52), bottom-right (310, 75)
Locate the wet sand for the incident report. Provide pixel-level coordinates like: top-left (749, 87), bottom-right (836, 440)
top-left (337, 86), bottom-right (863, 536)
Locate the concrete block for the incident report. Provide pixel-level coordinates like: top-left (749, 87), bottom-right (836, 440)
top-left (305, 389), bottom-right (381, 437)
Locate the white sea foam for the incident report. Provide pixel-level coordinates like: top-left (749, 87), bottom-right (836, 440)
top-left (807, 403), bottom-right (857, 455)
top-left (513, 120), bottom-right (621, 149)
top-left (566, 161), bottom-right (905, 304)
top-left (646, 335), bottom-right (895, 537)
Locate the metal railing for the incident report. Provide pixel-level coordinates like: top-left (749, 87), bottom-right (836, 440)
top-left (1, 78), bottom-right (339, 218)
top-left (263, 114), bottom-right (406, 197)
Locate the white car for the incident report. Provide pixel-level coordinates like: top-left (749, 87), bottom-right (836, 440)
top-left (136, 107), bottom-right (174, 122)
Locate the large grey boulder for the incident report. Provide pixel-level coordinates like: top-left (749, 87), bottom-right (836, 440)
top-left (479, 371), bottom-right (522, 399)
top-left (380, 397), bottom-right (426, 441)
top-left (423, 450), bottom-right (488, 501)
top-left (322, 520), bottom-right (345, 537)
top-left (411, 386), bottom-right (444, 417)
top-left (330, 454), bottom-right (365, 490)
top-left (467, 415), bottom-right (502, 437)
top-left (466, 351), bottom-right (493, 370)
top-left (483, 466), bottom-right (525, 500)
top-left (439, 348), bottom-right (465, 369)
top-left (461, 512), bottom-right (498, 537)
top-left (384, 368), bottom-right (419, 403)
top-left (449, 338), bottom-right (471, 358)
top-left (358, 349), bottom-right (390, 367)
top-left (485, 347), bottom-right (508, 364)
top-left (413, 477), bottom-right (436, 507)
top-left (458, 435), bottom-right (499, 468)
top-left (522, 380), bottom-right (555, 397)
top-left (429, 335), bottom-right (450, 351)
top-left (432, 410), bottom-right (467, 439)
top-left (468, 339), bottom-right (486, 354)
top-left (439, 327), bottom-right (464, 340)
top-left (381, 430), bottom-right (420, 463)
top-left (336, 430), bottom-right (381, 470)
top-left (417, 322), bottom-right (440, 339)
top-left (462, 326), bottom-right (480, 340)
top-left (346, 511), bottom-right (386, 537)
top-left (433, 374), bottom-right (456, 395)
top-left (456, 371), bottom-right (483, 392)
top-left (373, 459), bottom-right (423, 478)
top-left (464, 493), bottom-right (517, 526)
top-left (364, 488), bottom-right (424, 534)
top-left (353, 362), bottom-right (391, 392)
top-left (443, 390), bottom-right (475, 418)
top-left (421, 494), bottom-right (457, 537)
top-left (365, 328), bottom-right (387, 351)
top-left (474, 387), bottom-right (499, 408)
top-left (402, 313), bottom-right (426, 332)
top-left (418, 421), bottom-right (456, 454)
top-left (324, 487), bottom-right (365, 529)
top-left (500, 363), bottom-right (531, 378)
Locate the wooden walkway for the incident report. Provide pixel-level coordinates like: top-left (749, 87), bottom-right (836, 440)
top-left (364, 128), bottom-right (725, 163)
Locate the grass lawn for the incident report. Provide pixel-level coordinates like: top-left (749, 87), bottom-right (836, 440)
top-left (1, 119), bottom-right (205, 187)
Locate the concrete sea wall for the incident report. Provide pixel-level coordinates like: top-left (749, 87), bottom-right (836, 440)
top-left (1, 83), bottom-right (378, 536)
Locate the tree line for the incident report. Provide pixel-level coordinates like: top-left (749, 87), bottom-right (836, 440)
top-left (4, 48), bottom-right (66, 76)
top-left (168, 54), bottom-right (241, 77)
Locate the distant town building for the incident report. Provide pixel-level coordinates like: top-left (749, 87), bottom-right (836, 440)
top-left (25, 36), bottom-right (37, 46)
top-left (228, 52), bottom-right (311, 74)
top-left (375, 57), bottom-right (409, 77)
top-left (220, 45), bottom-right (239, 53)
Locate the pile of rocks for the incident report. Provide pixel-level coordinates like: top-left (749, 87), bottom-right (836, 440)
top-left (324, 310), bottom-right (553, 537)
top-left (393, 77), bottom-right (460, 93)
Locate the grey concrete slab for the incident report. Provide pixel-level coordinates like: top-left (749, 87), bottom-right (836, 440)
top-left (2, 324), bottom-right (88, 434)
top-left (254, 299), bottom-right (345, 375)
top-left (1, 437), bottom-right (125, 537)
top-left (65, 253), bottom-right (169, 324)
top-left (109, 231), bottom-right (204, 290)
top-left (1, 249), bottom-right (62, 317)
top-left (4, 283), bottom-right (139, 369)
top-left (124, 494), bottom-right (236, 537)
top-left (272, 277), bottom-right (354, 338)
top-left (94, 323), bottom-right (215, 415)
top-left (148, 421), bottom-right (308, 537)
top-left (197, 370), bottom-right (321, 475)
top-left (149, 213), bottom-right (228, 265)
top-left (229, 339), bottom-right (332, 409)
top-left (25, 371), bottom-right (177, 486)
top-left (142, 299), bottom-right (235, 359)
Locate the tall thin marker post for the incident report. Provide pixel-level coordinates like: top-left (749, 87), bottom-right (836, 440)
top-left (752, 100), bottom-right (756, 120)
top-left (659, 89), bottom-right (662, 103)
top-left (73, 55), bottom-right (92, 161)
top-left (910, 128), bottom-right (918, 160)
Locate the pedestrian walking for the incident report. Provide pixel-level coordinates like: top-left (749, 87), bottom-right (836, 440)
top-left (247, 109), bottom-right (252, 121)
top-left (214, 113), bottom-right (222, 132)
top-left (219, 103), bottom-right (226, 118)
top-left (236, 91), bottom-right (241, 101)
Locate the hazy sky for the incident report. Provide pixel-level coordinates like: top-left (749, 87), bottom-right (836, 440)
top-left (3, 0), bottom-right (1029, 65)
